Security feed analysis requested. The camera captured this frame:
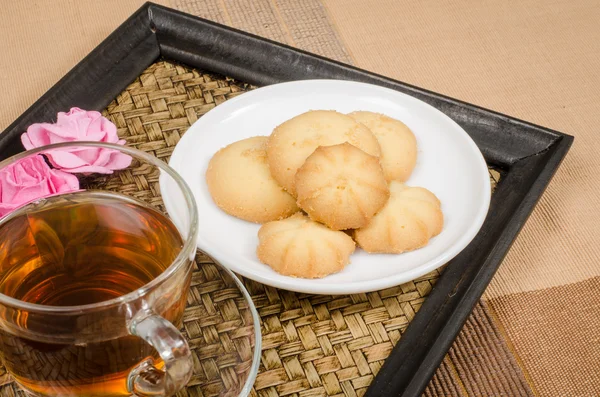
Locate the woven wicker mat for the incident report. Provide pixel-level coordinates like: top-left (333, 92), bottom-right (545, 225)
top-left (0, 60), bottom-right (500, 397)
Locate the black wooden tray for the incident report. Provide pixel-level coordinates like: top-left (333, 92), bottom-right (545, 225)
top-left (0, 3), bottom-right (572, 396)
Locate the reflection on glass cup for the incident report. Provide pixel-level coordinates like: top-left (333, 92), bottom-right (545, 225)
top-left (0, 142), bottom-right (198, 396)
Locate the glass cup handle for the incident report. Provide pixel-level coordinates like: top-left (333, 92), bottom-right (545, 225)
top-left (127, 311), bottom-right (193, 396)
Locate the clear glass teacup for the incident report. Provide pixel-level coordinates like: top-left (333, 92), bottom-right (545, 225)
top-left (0, 142), bottom-right (198, 396)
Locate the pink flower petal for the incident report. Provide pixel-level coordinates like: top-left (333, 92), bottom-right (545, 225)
top-left (12, 183), bottom-right (52, 203)
top-left (85, 129), bottom-right (107, 142)
top-left (20, 133), bottom-right (34, 150)
top-left (88, 148), bottom-right (132, 171)
top-left (21, 124), bottom-right (52, 149)
top-left (0, 174), bottom-right (19, 202)
top-left (49, 169), bottom-right (80, 192)
top-left (45, 150), bottom-right (90, 169)
top-left (42, 123), bottom-right (78, 139)
top-left (60, 107), bottom-right (84, 118)
top-left (92, 148), bottom-right (113, 167)
top-left (72, 148), bottom-right (103, 165)
top-left (106, 150), bottom-right (133, 170)
top-left (75, 116), bottom-right (94, 139)
top-left (101, 118), bottom-right (119, 142)
top-left (0, 155), bottom-right (80, 218)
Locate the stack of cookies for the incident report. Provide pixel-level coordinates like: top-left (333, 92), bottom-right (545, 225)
top-left (206, 110), bottom-right (443, 279)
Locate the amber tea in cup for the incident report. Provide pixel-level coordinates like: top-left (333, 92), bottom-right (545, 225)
top-left (0, 191), bottom-right (182, 307)
top-left (0, 192), bottom-right (184, 395)
top-left (0, 143), bottom-right (198, 397)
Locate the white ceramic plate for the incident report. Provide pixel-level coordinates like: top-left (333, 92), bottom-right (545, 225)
top-left (163, 80), bottom-right (491, 295)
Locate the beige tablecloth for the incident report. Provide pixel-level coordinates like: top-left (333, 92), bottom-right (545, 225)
top-left (1, 1), bottom-right (598, 396)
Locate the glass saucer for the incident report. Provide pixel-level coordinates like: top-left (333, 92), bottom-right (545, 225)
top-left (179, 251), bottom-right (261, 397)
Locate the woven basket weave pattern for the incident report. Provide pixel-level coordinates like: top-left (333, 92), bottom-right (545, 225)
top-left (0, 61), bottom-right (499, 397)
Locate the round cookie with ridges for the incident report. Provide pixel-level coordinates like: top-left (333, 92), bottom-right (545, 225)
top-left (206, 136), bottom-right (299, 223)
top-left (267, 110), bottom-right (381, 196)
top-left (348, 111), bottom-right (417, 182)
top-left (354, 182), bottom-right (443, 253)
top-left (257, 213), bottom-right (356, 278)
top-left (295, 142), bottom-right (390, 230)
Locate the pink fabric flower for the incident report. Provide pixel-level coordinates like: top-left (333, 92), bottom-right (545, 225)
top-left (21, 107), bottom-right (132, 174)
top-left (0, 155), bottom-right (80, 218)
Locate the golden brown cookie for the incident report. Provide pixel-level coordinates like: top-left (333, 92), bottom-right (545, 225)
top-left (295, 142), bottom-right (390, 230)
top-left (257, 213), bottom-right (356, 278)
top-left (206, 136), bottom-right (299, 223)
top-left (348, 111), bottom-right (417, 182)
top-left (267, 110), bottom-right (381, 195)
top-left (354, 181), bottom-right (443, 253)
